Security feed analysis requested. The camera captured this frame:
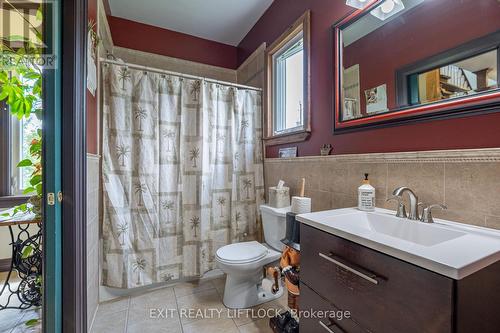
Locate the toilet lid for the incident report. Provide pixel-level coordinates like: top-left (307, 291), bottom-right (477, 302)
top-left (216, 241), bottom-right (268, 263)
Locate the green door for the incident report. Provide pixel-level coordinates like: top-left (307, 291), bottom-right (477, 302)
top-left (42, 1), bottom-right (62, 332)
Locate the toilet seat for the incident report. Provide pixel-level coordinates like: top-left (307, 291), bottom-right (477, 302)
top-left (216, 241), bottom-right (268, 264)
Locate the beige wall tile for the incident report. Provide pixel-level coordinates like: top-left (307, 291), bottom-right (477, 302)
top-left (331, 192), bottom-right (357, 209)
top-left (319, 162), bottom-right (350, 194)
top-left (113, 47), bottom-right (237, 83)
top-left (308, 190), bottom-right (334, 212)
top-left (237, 44), bottom-right (265, 88)
top-left (485, 215), bottom-right (500, 229)
top-left (264, 153), bottom-right (500, 231)
top-left (87, 155), bottom-right (100, 331)
top-left (445, 163), bottom-right (500, 217)
top-left (246, 72), bottom-right (264, 89)
top-left (387, 163), bottom-right (445, 206)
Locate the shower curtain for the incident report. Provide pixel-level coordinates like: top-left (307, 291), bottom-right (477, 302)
top-left (101, 63), bottom-right (265, 288)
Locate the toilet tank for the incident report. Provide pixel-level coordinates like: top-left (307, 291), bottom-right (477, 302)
top-left (260, 204), bottom-right (291, 251)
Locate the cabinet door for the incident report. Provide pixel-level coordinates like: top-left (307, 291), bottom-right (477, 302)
top-left (301, 224), bottom-right (453, 333)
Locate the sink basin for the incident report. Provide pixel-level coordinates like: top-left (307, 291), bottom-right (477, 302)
top-left (322, 211), bottom-right (466, 246)
top-left (296, 207), bottom-right (500, 279)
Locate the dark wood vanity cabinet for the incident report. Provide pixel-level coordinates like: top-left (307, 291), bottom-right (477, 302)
top-left (300, 224), bottom-right (500, 333)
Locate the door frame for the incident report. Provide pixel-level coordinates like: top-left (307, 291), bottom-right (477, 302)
top-left (43, 0), bottom-right (88, 331)
top-left (60, 0), bottom-right (88, 332)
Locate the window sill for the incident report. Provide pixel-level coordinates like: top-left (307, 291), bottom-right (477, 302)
top-left (0, 195), bottom-right (30, 209)
top-left (263, 130), bottom-right (310, 146)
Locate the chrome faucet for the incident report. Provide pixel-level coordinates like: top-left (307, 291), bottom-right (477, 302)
top-left (386, 195), bottom-right (407, 218)
top-left (420, 204), bottom-right (447, 223)
top-left (392, 187), bottom-right (419, 220)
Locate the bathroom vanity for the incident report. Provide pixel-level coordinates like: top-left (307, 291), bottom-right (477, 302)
top-left (297, 208), bottom-right (500, 333)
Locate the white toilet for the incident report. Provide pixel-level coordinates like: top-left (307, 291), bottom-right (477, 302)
top-left (216, 204), bottom-right (290, 309)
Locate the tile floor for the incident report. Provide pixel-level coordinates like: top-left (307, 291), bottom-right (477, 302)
top-left (0, 272), bottom-right (41, 333)
top-left (91, 275), bottom-right (288, 333)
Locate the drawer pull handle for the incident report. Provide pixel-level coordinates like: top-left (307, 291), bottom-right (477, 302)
top-left (318, 252), bottom-right (379, 285)
top-left (319, 320), bottom-right (344, 333)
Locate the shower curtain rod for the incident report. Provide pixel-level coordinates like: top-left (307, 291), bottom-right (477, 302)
top-left (100, 58), bottom-right (263, 92)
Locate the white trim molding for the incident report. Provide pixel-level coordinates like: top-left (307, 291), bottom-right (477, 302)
top-left (265, 148), bottom-right (500, 164)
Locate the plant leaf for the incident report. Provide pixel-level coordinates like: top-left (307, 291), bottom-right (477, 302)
top-left (36, 7), bottom-right (43, 21)
top-left (17, 159), bottom-right (33, 167)
top-left (30, 175), bottom-right (42, 186)
top-left (23, 187), bottom-right (36, 194)
top-left (0, 89), bottom-right (8, 101)
top-left (25, 318), bottom-right (39, 327)
top-left (22, 245), bottom-right (34, 259)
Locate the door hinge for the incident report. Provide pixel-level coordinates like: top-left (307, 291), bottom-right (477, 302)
top-left (57, 191), bottom-right (63, 203)
top-left (47, 193), bottom-right (55, 206)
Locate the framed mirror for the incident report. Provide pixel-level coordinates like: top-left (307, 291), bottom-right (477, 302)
top-left (333, 0), bottom-right (500, 131)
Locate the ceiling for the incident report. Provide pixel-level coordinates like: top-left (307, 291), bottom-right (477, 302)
top-left (107, 0), bottom-right (274, 46)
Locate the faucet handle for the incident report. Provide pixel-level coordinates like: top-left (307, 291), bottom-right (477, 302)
top-left (386, 196), bottom-right (407, 218)
top-left (420, 204), bottom-right (447, 223)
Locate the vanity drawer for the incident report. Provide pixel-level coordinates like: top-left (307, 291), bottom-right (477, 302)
top-left (301, 224), bottom-right (453, 333)
top-left (300, 283), bottom-right (367, 333)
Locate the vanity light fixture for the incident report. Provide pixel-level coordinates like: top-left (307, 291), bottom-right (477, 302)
top-left (370, 0), bottom-right (405, 20)
top-left (346, 0), bottom-right (370, 9)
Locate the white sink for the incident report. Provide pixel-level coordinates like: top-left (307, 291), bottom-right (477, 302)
top-left (321, 211), bottom-right (466, 246)
top-left (296, 208), bottom-right (500, 279)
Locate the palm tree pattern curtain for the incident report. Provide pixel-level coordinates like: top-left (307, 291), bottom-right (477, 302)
top-left (101, 64), bottom-right (264, 288)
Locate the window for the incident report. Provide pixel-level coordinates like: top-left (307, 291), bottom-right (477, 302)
top-left (273, 35), bottom-right (304, 134)
top-left (0, 101), bottom-right (41, 205)
top-left (265, 11), bottom-right (310, 145)
top-left (10, 114), bottom-right (41, 195)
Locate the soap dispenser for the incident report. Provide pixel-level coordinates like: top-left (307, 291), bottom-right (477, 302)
top-left (358, 173), bottom-right (375, 212)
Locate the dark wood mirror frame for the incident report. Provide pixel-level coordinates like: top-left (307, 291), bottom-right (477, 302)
top-left (332, 0), bottom-right (500, 133)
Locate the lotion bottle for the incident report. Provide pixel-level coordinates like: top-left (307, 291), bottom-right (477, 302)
top-left (358, 173), bottom-right (375, 211)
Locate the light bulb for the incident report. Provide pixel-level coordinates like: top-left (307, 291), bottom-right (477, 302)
top-left (380, 0), bottom-right (395, 14)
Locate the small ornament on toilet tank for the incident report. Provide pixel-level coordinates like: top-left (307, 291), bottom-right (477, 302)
top-left (358, 173), bottom-right (375, 212)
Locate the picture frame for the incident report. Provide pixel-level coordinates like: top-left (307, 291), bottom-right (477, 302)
top-left (278, 147), bottom-right (298, 158)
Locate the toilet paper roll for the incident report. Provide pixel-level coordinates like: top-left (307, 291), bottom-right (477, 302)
top-left (291, 196), bottom-right (311, 214)
top-left (261, 277), bottom-right (276, 294)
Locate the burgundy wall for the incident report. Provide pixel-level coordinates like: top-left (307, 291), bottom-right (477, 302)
top-left (108, 16), bottom-right (239, 70)
top-left (343, 0), bottom-right (500, 113)
top-left (87, 0), bottom-right (98, 154)
top-left (238, 0), bottom-right (500, 157)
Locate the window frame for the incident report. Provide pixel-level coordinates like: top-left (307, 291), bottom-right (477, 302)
top-left (0, 100), bottom-right (30, 208)
top-left (264, 10), bottom-right (311, 146)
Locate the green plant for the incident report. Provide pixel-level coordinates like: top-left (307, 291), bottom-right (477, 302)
top-left (88, 18), bottom-right (100, 58)
top-left (1, 3), bottom-right (43, 219)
